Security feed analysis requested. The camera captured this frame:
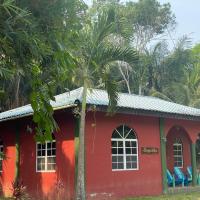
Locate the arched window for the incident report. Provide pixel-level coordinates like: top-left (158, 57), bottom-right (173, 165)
top-left (0, 140), bottom-right (3, 172)
top-left (111, 125), bottom-right (138, 170)
top-left (173, 138), bottom-right (183, 168)
top-left (36, 135), bottom-right (56, 172)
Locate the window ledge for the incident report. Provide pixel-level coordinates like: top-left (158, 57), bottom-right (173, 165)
top-left (112, 168), bottom-right (139, 171)
top-left (36, 170), bottom-right (56, 173)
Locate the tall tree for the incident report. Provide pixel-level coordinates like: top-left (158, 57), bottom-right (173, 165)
top-left (72, 8), bottom-right (138, 199)
top-left (123, 0), bottom-right (176, 52)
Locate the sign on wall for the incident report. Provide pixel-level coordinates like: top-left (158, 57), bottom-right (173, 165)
top-left (141, 147), bottom-right (159, 154)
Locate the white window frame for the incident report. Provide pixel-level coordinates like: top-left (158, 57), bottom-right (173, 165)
top-left (0, 143), bottom-right (3, 172)
top-left (111, 125), bottom-right (139, 171)
top-left (173, 139), bottom-right (183, 168)
top-left (36, 140), bottom-right (56, 173)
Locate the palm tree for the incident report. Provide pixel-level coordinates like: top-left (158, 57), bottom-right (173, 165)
top-left (149, 62), bottom-right (200, 107)
top-left (172, 64), bottom-right (200, 107)
top-left (73, 8), bottom-right (138, 200)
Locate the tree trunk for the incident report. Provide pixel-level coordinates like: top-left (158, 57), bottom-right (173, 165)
top-left (118, 65), bottom-right (131, 94)
top-left (126, 80), bottom-right (131, 94)
top-left (139, 84), bottom-right (142, 95)
top-left (75, 79), bottom-right (87, 200)
top-left (13, 75), bottom-right (21, 108)
top-left (147, 64), bottom-right (153, 91)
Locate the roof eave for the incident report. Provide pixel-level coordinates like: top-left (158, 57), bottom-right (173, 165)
top-left (87, 104), bottom-right (200, 121)
top-left (1, 102), bottom-right (200, 123)
top-left (0, 104), bottom-right (77, 123)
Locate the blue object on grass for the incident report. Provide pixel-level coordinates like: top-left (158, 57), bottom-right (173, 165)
top-left (167, 169), bottom-right (183, 187)
top-left (187, 166), bottom-right (192, 182)
top-left (167, 169), bottom-right (174, 186)
top-left (174, 167), bottom-right (190, 186)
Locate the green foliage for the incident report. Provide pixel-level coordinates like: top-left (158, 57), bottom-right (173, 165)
top-left (149, 89), bottom-right (172, 102)
top-left (139, 38), bottom-right (200, 108)
top-left (0, 0), bottom-right (87, 141)
top-left (120, 0), bottom-right (176, 50)
top-left (127, 0), bottom-right (175, 33)
top-left (102, 69), bottom-right (119, 113)
top-left (30, 65), bottom-right (57, 141)
top-left (72, 6), bottom-right (138, 112)
top-left (1, 0), bottom-right (200, 143)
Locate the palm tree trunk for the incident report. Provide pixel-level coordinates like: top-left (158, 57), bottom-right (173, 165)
top-left (139, 84), bottom-right (142, 95)
top-left (147, 64), bottom-right (153, 91)
top-left (76, 78), bottom-right (87, 200)
top-left (14, 75), bottom-right (21, 108)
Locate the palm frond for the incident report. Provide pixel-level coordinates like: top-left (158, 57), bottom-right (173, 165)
top-left (149, 89), bottom-right (172, 102)
top-left (92, 7), bottom-right (116, 45)
top-left (102, 71), bottom-right (118, 114)
top-left (190, 99), bottom-right (200, 108)
top-left (163, 83), bottom-right (190, 105)
top-left (0, 67), bottom-right (13, 79)
top-left (95, 44), bottom-right (138, 67)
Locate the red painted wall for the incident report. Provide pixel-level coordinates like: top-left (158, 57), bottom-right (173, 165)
top-left (19, 112), bottom-right (75, 200)
top-left (85, 112), bottom-right (163, 199)
top-left (0, 122), bottom-right (16, 197)
top-left (0, 111), bottom-right (75, 200)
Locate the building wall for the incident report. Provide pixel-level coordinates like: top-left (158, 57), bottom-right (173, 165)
top-left (1, 110), bottom-right (200, 199)
top-left (0, 111), bottom-right (75, 200)
top-left (0, 122), bottom-right (16, 197)
top-left (85, 112), bottom-right (163, 199)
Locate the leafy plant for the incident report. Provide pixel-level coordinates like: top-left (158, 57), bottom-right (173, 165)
top-left (11, 180), bottom-right (30, 200)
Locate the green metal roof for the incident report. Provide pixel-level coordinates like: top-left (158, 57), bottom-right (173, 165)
top-left (1, 87), bottom-right (200, 122)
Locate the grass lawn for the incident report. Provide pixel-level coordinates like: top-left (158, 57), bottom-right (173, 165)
top-left (125, 192), bottom-right (200, 200)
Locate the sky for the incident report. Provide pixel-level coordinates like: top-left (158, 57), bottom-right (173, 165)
top-left (84, 0), bottom-right (200, 47)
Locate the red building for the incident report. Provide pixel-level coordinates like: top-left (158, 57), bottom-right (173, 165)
top-left (0, 87), bottom-right (200, 199)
